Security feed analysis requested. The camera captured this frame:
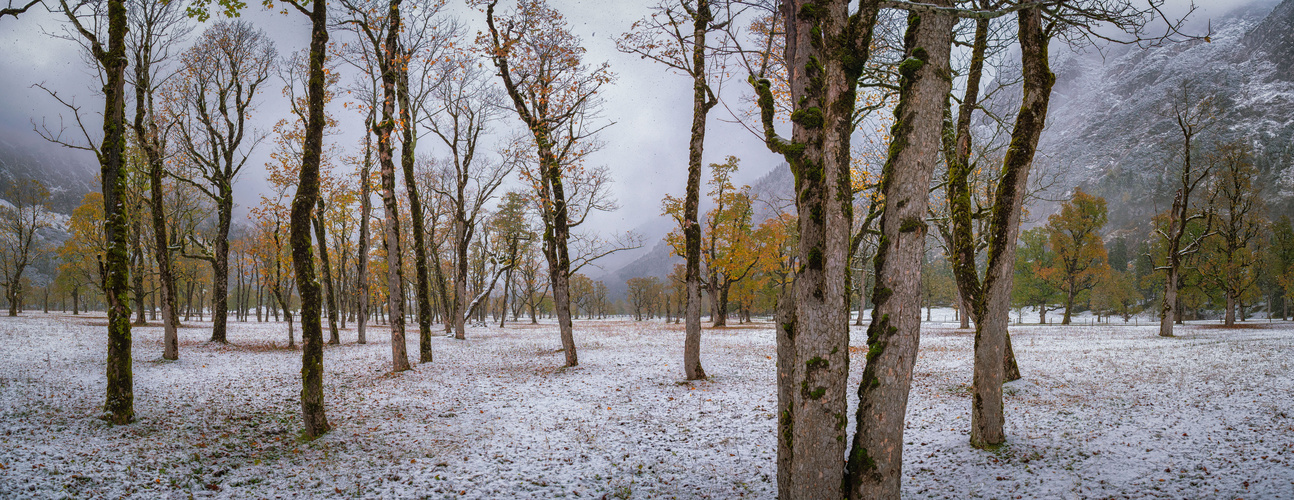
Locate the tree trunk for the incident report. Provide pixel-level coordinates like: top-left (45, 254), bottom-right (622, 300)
top-left (454, 221), bottom-right (469, 340)
top-left (854, 266), bottom-right (867, 326)
top-left (1062, 284), bottom-right (1075, 325)
top-left (291, 0), bottom-right (332, 439)
top-left (357, 112), bottom-right (373, 345)
top-left (210, 197), bottom-right (232, 342)
top-left (1003, 331), bottom-right (1021, 382)
top-left (378, 0), bottom-right (410, 372)
top-left (1160, 266), bottom-right (1178, 336)
top-left (965, 7), bottom-right (1051, 449)
top-left (681, 0), bottom-right (716, 381)
top-left (848, 6), bottom-right (952, 498)
top-left (1225, 292), bottom-right (1236, 326)
top-left (397, 57), bottom-right (433, 362)
top-left (312, 203), bottom-right (340, 345)
top-left (98, 0), bottom-right (134, 425)
top-left (131, 213), bottom-right (147, 325)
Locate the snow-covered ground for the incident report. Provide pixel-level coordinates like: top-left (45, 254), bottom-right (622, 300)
top-left (1, 312), bottom-right (1291, 499)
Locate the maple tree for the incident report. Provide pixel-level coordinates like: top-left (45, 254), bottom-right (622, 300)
top-left (619, 0), bottom-right (731, 380)
top-left (1044, 189), bottom-right (1110, 325)
top-left (483, 0), bottom-right (615, 368)
top-left (168, 19), bottom-right (276, 344)
top-left (1199, 140), bottom-right (1264, 326)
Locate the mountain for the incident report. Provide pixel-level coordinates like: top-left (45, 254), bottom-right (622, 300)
top-left (0, 132), bottom-right (98, 214)
top-left (1009, 0), bottom-right (1294, 233)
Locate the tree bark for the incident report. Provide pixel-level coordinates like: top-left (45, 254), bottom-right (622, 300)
top-left (847, 5), bottom-right (952, 497)
top-left (682, 0), bottom-right (716, 381)
top-left (378, 0), bottom-right (410, 372)
top-left (749, 0), bottom-right (881, 497)
top-left (965, 7), bottom-right (1052, 449)
top-left (290, 0), bottom-right (332, 439)
top-left (397, 53), bottom-right (433, 362)
top-left (97, 0), bottom-right (135, 425)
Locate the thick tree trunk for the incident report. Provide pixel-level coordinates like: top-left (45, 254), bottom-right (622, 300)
top-left (965, 7), bottom-right (1051, 448)
top-left (748, 0), bottom-right (882, 497)
top-left (291, 0), bottom-right (332, 439)
top-left (398, 63), bottom-right (433, 362)
top-left (1160, 266), bottom-right (1178, 336)
top-left (1062, 285), bottom-right (1075, 325)
top-left (378, 0), bottom-right (410, 372)
top-left (681, 0), bottom-right (715, 381)
top-left (1225, 292), bottom-right (1236, 326)
top-left (209, 198), bottom-right (232, 343)
top-left (848, 6), bottom-right (952, 498)
top-left (99, 0), bottom-right (134, 425)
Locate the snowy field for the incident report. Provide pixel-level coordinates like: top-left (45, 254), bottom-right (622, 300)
top-left (1, 312), bottom-right (1292, 499)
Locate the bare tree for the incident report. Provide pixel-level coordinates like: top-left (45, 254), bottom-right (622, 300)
top-left (127, 0), bottom-right (189, 359)
top-left (0, 180), bottom-right (54, 317)
top-left (484, 0), bottom-right (615, 367)
top-left (1157, 82), bottom-right (1215, 337)
top-left (425, 56), bottom-right (513, 340)
top-left (619, 0), bottom-right (733, 380)
top-left (169, 19), bottom-right (275, 344)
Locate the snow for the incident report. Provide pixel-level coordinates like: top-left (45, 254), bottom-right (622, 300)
top-left (1, 312), bottom-right (1292, 498)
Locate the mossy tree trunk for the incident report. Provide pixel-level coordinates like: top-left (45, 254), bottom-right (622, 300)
top-left (946, 8), bottom-right (1054, 449)
top-left (357, 111), bottom-right (374, 345)
top-left (750, 0), bottom-right (881, 497)
top-left (397, 58), bottom-right (433, 362)
top-left (847, 5), bottom-right (953, 498)
top-left (312, 200), bottom-right (340, 345)
top-left (288, 0), bottom-right (332, 439)
top-left (376, 0), bottom-right (411, 372)
top-left (65, 0), bottom-right (134, 425)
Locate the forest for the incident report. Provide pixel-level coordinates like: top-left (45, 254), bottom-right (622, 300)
top-left (1, 0), bottom-right (1293, 498)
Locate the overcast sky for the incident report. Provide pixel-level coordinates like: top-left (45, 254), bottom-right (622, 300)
top-left (0, 0), bottom-right (1269, 251)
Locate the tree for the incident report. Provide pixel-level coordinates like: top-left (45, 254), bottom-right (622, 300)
top-left (484, 0), bottom-right (615, 368)
top-left (938, 3), bottom-right (1049, 448)
top-left (662, 156), bottom-right (759, 330)
top-left (1156, 82), bottom-right (1214, 337)
top-left (57, 193), bottom-right (107, 316)
top-left (491, 191), bottom-right (531, 327)
top-left (0, 179), bottom-right (54, 317)
top-left (376, 0), bottom-right (411, 372)
top-left (128, 0), bottom-right (189, 360)
top-left (619, 0), bottom-right (729, 381)
top-left (59, 0), bottom-right (135, 425)
top-left (1091, 268), bottom-right (1141, 322)
top-left (1013, 227), bottom-right (1061, 324)
top-left (1266, 216), bottom-right (1294, 320)
top-left (1045, 189), bottom-right (1110, 324)
top-left (1200, 140), bottom-right (1262, 326)
top-left (426, 55), bottom-right (513, 341)
top-left (626, 276), bottom-right (662, 321)
top-left (170, 20), bottom-right (276, 344)
top-left (744, 0), bottom-right (952, 494)
top-left (391, 0), bottom-right (454, 360)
